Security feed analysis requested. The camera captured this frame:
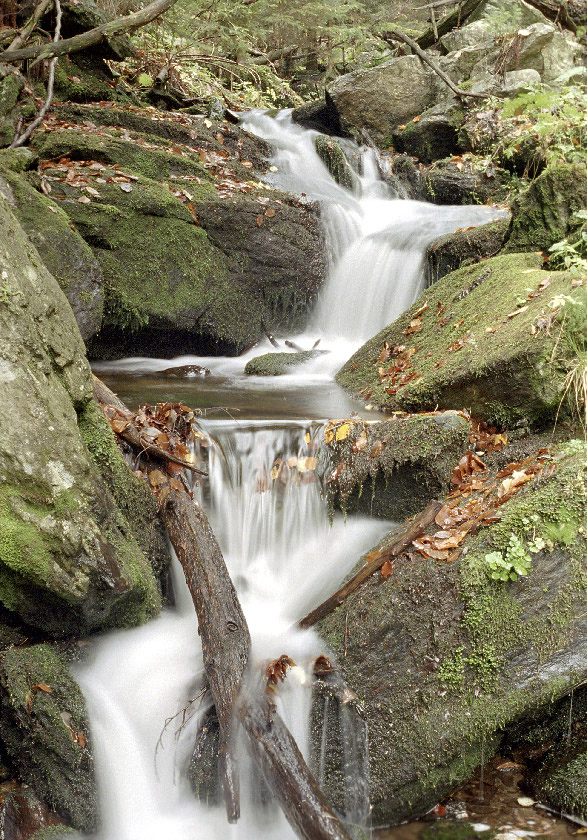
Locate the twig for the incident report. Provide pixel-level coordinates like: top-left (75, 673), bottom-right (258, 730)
top-left (7, 0), bottom-right (52, 52)
top-left (298, 500), bottom-right (442, 629)
top-left (10, 0), bottom-right (61, 148)
top-left (380, 28), bottom-right (489, 99)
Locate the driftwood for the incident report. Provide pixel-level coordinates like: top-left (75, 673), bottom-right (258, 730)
top-left (92, 375), bottom-right (207, 477)
top-left (162, 489), bottom-right (250, 823)
top-left (298, 499), bottom-right (442, 629)
top-left (381, 28), bottom-right (488, 99)
top-left (0, 0), bottom-right (177, 63)
top-left (416, 0), bottom-right (483, 49)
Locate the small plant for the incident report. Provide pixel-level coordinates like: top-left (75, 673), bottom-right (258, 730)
top-left (484, 534), bottom-right (532, 581)
top-left (556, 286), bottom-right (587, 434)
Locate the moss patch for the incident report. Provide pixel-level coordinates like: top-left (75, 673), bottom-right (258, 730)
top-left (244, 349), bottom-right (325, 375)
top-left (336, 252), bottom-right (574, 428)
top-left (0, 644), bottom-right (97, 831)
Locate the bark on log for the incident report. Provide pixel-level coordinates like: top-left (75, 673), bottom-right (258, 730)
top-left (237, 690), bottom-right (352, 840)
top-left (248, 44), bottom-right (299, 65)
top-left (298, 499), bottom-right (442, 629)
top-left (0, 0), bottom-right (176, 63)
top-left (162, 489), bottom-right (250, 823)
top-left (416, 0), bottom-right (483, 49)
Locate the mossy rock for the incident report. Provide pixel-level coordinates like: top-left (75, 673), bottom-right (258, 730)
top-left (244, 349), bottom-right (325, 375)
top-left (317, 441), bottom-right (587, 825)
top-left (314, 134), bottom-right (357, 190)
top-left (0, 198), bottom-right (160, 635)
top-left (506, 162), bottom-right (587, 253)
top-left (426, 217), bottom-right (510, 284)
top-left (336, 252), bottom-right (573, 428)
top-left (0, 644), bottom-right (97, 831)
top-left (323, 412), bottom-right (469, 520)
top-left (32, 122), bottom-right (326, 357)
top-left (422, 158), bottom-right (512, 205)
top-left (0, 164), bottom-right (103, 341)
top-left (533, 751), bottom-right (587, 819)
top-left (394, 100), bottom-right (466, 165)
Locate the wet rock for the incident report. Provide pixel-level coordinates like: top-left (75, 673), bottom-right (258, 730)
top-left (317, 440), bottom-right (587, 825)
top-left (314, 135), bottom-right (357, 190)
top-left (31, 117), bottom-right (326, 359)
top-left (0, 784), bottom-right (67, 840)
top-left (426, 217), bottom-right (510, 284)
top-left (422, 158), bottom-right (511, 205)
top-left (0, 197), bottom-right (160, 635)
top-left (394, 100), bottom-right (467, 165)
top-left (322, 413), bottom-right (470, 520)
top-left (389, 155), bottom-right (421, 200)
top-left (291, 96), bottom-right (347, 136)
top-left (158, 364), bottom-right (211, 378)
top-left (0, 67), bottom-right (36, 149)
top-left (327, 56), bottom-right (442, 144)
top-left (0, 166), bottom-right (103, 342)
top-left (0, 644), bottom-right (97, 832)
top-left (336, 252), bottom-right (578, 428)
top-left (506, 162), bottom-right (587, 253)
top-left (245, 349), bottom-right (326, 376)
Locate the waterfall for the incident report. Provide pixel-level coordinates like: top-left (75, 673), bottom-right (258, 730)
top-left (78, 109), bottom-right (509, 839)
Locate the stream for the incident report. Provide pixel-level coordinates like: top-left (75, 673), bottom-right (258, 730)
top-left (78, 110), bottom-right (518, 840)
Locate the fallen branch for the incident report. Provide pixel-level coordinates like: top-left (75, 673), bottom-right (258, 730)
top-left (415, 0), bottom-right (483, 49)
top-left (298, 499), bottom-right (442, 629)
top-left (0, 0), bottom-right (176, 63)
top-left (7, 0), bottom-right (53, 52)
top-left (10, 0), bottom-right (61, 148)
top-left (380, 28), bottom-right (488, 99)
top-left (248, 44), bottom-right (299, 65)
top-left (92, 375), bottom-right (208, 477)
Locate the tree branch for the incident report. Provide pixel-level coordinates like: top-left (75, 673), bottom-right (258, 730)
top-left (0, 0), bottom-right (176, 63)
top-left (380, 28), bottom-right (490, 99)
top-left (7, 0), bottom-right (53, 52)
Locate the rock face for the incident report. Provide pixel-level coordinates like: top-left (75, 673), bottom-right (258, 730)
top-left (0, 162), bottom-right (103, 341)
top-left (317, 440), bottom-right (587, 826)
top-left (30, 109), bottom-right (326, 358)
top-left (506, 162), bottom-right (587, 252)
top-left (327, 55), bottom-right (442, 143)
top-left (244, 349), bottom-right (325, 375)
top-left (426, 218), bottom-right (510, 283)
top-left (0, 197), bottom-right (160, 636)
top-left (322, 413), bottom-right (469, 520)
top-left (0, 644), bottom-right (97, 831)
top-left (336, 253), bottom-right (576, 428)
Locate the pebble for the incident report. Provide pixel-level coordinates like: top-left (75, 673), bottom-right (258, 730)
top-left (517, 797), bottom-right (536, 808)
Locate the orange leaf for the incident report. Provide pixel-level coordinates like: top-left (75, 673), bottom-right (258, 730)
top-left (256, 215), bottom-right (264, 227)
top-left (381, 560), bottom-right (394, 578)
top-left (265, 208), bottom-right (276, 218)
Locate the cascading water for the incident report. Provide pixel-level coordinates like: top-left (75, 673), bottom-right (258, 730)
top-left (79, 110), bottom-right (509, 839)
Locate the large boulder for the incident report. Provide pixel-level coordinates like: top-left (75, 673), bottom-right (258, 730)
top-left (422, 157), bottom-right (512, 205)
top-left (322, 412), bottom-right (470, 520)
top-left (393, 100), bottom-right (467, 164)
top-left (0, 197), bottom-right (161, 636)
top-left (336, 252), bottom-right (578, 428)
top-left (30, 112), bottom-right (326, 358)
top-left (0, 161), bottom-right (103, 341)
top-left (426, 217), bottom-right (510, 283)
top-left (317, 439), bottom-right (587, 825)
top-left (0, 644), bottom-right (97, 831)
top-left (326, 56), bottom-right (443, 144)
top-left (506, 162), bottom-right (587, 253)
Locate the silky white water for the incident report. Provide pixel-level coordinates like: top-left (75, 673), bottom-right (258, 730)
top-left (79, 110), bottom-right (509, 839)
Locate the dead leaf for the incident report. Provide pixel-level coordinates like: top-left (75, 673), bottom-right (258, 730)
top-left (265, 208), bottom-right (275, 218)
top-left (32, 683), bottom-right (53, 694)
top-left (148, 469), bottom-right (168, 488)
top-left (353, 429), bottom-right (368, 452)
top-left (381, 560), bottom-right (394, 578)
top-left (327, 462), bottom-right (345, 483)
top-left (256, 214), bottom-right (264, 227)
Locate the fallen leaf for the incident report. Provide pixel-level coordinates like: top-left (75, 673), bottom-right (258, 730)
top-left (256, 214), bottom-right (264, 227)
top-left (32, 683), bottom-right (53, 694)
top-left (335, 423), bottom-right (352, 442)
top-left (353, 429), bottom-right (368, 451)
top-left (381, 560), bottom-right (394, 578)
top-left (265, 208), bottom-right (275, 218)
top-left (148, 469), bottom-right (168, 488)
top-left (327, 462), bottom-right (345, 483)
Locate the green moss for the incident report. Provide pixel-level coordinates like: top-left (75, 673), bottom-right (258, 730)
top-left (421, 821), bottom-right (493, 840)
top-left (0, 73), bottom-right (24, 117)
top-left (245, 349), bottom-right (324, 375)
top-left (77, 400), bottom-right (170, 581)
top-left (337, 252), bottom-right (573, 427)
top-left (314, 135), bottom-right (357, 190)
top-left (536, 751), bottom-right (587, 819)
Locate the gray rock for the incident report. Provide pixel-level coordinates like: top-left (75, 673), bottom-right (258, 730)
top-left (315, 134), bottom-right (358, 190)
top-left (394, 100), bottom-right (466, 164)
top-left (426, 217), bottom-right (511, 284)
top-left (516, 23), bottom-right (578, 83)
top-left (317, 440), bottom-right (587, 825)
top-left (552, 66), bottom-right (587, 89)
top-left (501, 68), bottom-right (541, 95)
top-left (0, 644), bottom-right (97, 831)
top-left (0, 166), bottom-right (103, 342)
top-left (245, 350), bottom-right (326, 376)
top-left (0, 198), bottom-right (160, 635)
top-left (327, 55), bottom-right (443, 143)
top-left (323, 413), bottom-right (470, 521)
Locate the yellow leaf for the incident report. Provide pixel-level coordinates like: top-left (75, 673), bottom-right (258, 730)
top-left (324, 425), bottom-right (335, 445)
top-left (335, 423), bottom-right (352, 442)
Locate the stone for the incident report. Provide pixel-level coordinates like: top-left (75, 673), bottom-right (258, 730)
top-left (56, 0), bottom-right (135, 61)
top-left (317, 439), bottom-right (587, 825)
top-left (291, 96), bottom-right (348, 136)
top-left (552, 66), bottom-right (587, 89)
top-left (426, 217), bottom-right (511, 284)
top-left (244, 350), bottom-right (326, 376)
top-left (0, 166), bottom-right (103, 342)
top-left (30, 119), bottom-right (326, 359)
top-left (394, 100), bottom-right (466, 164)
top-left (0, 644), bottom-right (97, 831)
top-left (0, 784), bottom-right (67, 838)
top-left (322, 412), bottom-right (470, 520)
top-left (422, 158), bottom-right (510, 205)
top-left (501, 68), bottom-right (541, 96)
top-left (327, 55), bottom-right (442, 144)
top-left (516, 23), bottom-right (578, 84)
top-left (0, 198), bottom-right (160, 636)
top-left (314, 134), bottom-right (358, 190)
top-left (506, 162), bottom-right (587, 253)
top-left (336, 252), bottom-right (578, 428)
